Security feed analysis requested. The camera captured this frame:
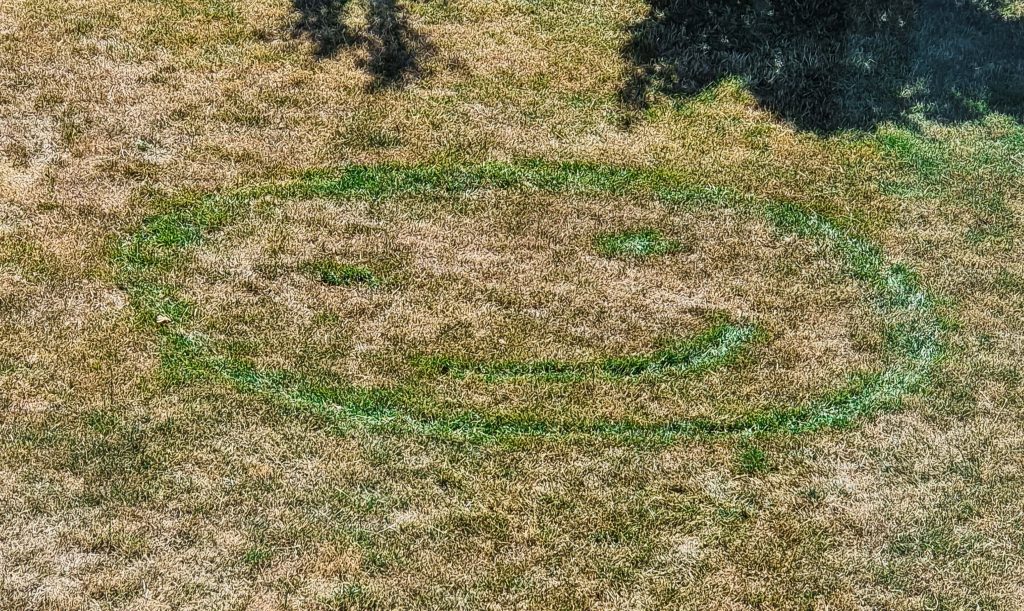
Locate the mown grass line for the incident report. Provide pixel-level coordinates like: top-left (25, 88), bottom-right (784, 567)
top-left (112, 161), bottom-right (944, 442)
top-left (418, 322), bottom-right (758, 382)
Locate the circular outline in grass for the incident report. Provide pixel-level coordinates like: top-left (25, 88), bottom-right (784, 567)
top-left (113, 161), bottom-right (943, 442)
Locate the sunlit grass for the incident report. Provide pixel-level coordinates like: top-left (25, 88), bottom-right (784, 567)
top-left (112, 161), bottom-right (943, 441)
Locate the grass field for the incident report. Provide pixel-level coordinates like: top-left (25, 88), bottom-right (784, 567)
top-left (1, 0), bottom-right (1023, 608)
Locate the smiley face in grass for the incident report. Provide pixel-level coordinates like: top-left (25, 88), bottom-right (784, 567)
top-left (115, 163), bottom-right (942, 440)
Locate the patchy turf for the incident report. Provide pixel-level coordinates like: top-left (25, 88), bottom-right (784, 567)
top-left (2, 0), bottom-right (1024, 607)
top-left (111, 162), bottom-right (942, 441)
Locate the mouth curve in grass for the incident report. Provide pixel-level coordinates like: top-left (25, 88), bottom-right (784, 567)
top-left (112, 161), bottom-right (944, 443)
top-left (416, 321), bottom-right (758, 382)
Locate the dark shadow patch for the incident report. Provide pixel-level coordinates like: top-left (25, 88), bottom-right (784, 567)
top-left (361, 0), bottom-right (430, 88)
top-left (621, 0), bottom-right (1024, 133)
top-left (292, 0), bottom-right (356, 58)
top-left (292, 0), bottom-right (431, 88)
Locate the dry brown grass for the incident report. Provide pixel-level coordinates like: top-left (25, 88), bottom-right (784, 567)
top-left (1, 0), bottom-right (1023, 608)
top-left (182, 191), bottom-right (880, 424)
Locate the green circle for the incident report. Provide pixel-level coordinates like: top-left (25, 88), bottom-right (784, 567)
top-left (113, 162), bottom-right (943, 442)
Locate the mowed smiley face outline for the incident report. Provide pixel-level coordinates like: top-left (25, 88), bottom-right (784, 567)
top-left (113, 162), bottom-right (944, 442)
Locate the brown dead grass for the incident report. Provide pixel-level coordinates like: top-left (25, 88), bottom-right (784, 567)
top-left (183, 191), bottom-right (880, 423)
top-left (1, 0), bottom-right (1023, 608)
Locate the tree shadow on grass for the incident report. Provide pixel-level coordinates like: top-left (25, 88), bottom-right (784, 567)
top-left (621, 0), bottom-right (1024, 133)
top-left (292, 0), bottom-right (430, 89)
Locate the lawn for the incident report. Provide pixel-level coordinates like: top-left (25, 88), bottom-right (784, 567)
top-left (1, 0), bottom-right (1022, 608)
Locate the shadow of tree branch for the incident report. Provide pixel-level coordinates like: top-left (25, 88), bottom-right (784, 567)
top-left (621, 0), bottom-right (1024, 133)
top-left (292, 0), bottom-right (431, 89)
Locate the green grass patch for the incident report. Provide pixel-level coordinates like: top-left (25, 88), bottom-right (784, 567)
top-left (736, 442), bottom-right (770, 474)
top-left (242, 546), bottom-right (274, 570)
top-left (423, 322), bottom-right (756, 381)
top-left (305, 260), bottom-right (378, 287)
top-left (594, 228), bottom-right (682, 258)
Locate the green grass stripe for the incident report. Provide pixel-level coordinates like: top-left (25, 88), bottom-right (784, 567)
top-left (419, 322), bottom-right (758, 381)
top-left (204, 358), bottom-right (928, 443)
top-left (112, 161), bottom-right (945, 443)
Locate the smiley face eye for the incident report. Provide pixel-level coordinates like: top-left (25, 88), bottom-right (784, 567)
top-left (593, 229), bottom-right (684, 259)
top-left (305, 260), bottom-right (378, 287)
top-left (115, 163), bottom-right (941, 440)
